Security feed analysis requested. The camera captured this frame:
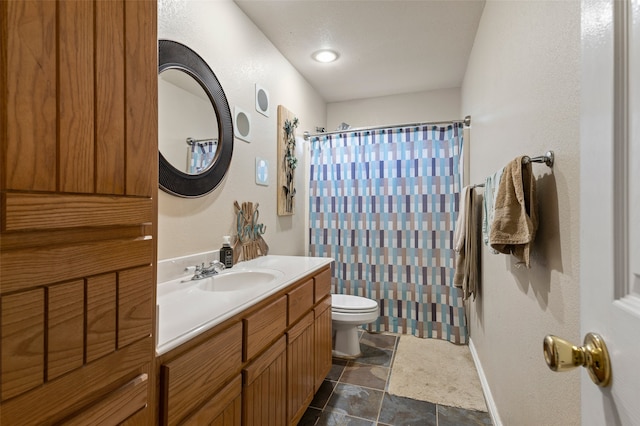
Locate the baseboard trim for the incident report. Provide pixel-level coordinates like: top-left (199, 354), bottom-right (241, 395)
top-left (469, 338), bottom-right (503, 426)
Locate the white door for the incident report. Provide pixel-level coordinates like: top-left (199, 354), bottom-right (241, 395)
top-left (581, 0), bottom-right (640, 424)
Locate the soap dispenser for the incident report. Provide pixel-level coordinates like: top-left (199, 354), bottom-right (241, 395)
top-left (220, 236), bottom-right (234, 268)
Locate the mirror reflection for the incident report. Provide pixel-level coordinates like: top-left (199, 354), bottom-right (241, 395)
top-left (158, 69), bottom-right (219, 175)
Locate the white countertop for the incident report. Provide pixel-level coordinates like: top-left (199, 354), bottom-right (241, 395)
top-left (156, 255), bottom-right (333, 355)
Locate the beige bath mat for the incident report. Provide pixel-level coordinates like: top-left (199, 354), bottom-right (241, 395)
top-left (387, 335), bottom-right (488, 412)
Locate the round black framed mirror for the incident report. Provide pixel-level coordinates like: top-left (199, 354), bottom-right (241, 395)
top-left (158, 39), bottom-right (233, 198)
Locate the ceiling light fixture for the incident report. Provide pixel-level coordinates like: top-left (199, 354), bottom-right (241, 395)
top-left (312, 49), bottom-right (339, 63)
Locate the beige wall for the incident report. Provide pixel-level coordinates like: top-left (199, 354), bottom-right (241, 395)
top-left (461, 1), bottom-right (581, 425)
top-left (326, 88), bottom-right (461, 131)
top-left (158, 0), bottom-right (326, 261)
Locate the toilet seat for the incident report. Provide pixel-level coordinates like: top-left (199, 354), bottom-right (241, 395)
top-left (331, 294), bottom-right (379, 358)
top-left (331, 294), bottom-right (378, 313)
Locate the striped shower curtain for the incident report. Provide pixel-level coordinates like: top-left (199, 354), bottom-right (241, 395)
top-left (188, 140), bottom-right (217, 174)
top-left (308, 123), bottom-right (467, 344)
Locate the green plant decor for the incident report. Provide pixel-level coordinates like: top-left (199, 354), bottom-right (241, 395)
top-left (282, 117), bottom-right (299, 213)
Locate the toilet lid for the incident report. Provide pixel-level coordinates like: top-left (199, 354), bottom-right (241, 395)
top-left (332, 294), bottom-right (378, 313)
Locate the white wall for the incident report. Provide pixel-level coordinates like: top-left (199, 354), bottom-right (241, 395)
top-left (158, 0), bottom-right (326, 261)
top-left (326, 87), bottom-right (461, 131)
top-left (461, 1), bottom-right (581, 425)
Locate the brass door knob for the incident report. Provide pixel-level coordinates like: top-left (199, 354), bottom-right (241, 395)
top-left (543, 333), bottom-right (611, 387)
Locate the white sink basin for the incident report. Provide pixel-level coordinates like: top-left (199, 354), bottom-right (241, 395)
top-left (196, 268), bottom-right (284, 292)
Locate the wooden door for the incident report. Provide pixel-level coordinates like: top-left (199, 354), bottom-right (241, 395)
top-left (0, 1), bottom-right (158, 424)
top-left (580, 0), bottom-right (640, 423)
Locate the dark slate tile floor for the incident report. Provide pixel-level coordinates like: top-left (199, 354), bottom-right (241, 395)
top-left (298, 331), bottom-right (492, 426)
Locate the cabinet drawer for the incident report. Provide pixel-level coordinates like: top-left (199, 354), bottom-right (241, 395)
top-left (314, 267), bottom-right (332, 302)
top-left (288, 278), bottom-right (314, 326)
top-left (243, 296), bottom-right (287, 362)
top-left (161, 322), bottom-right (242, 425)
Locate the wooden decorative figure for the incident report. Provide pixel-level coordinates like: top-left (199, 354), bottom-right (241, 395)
top-left (277, 105), bottom-right (298, 215)
top-left (233, 201), bottom-right (268, 263)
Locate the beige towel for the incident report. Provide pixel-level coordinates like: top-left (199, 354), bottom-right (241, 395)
top-left (454, 186), bottom-right (478, 300)
top-left (489, 156), bottom-right (538, 268)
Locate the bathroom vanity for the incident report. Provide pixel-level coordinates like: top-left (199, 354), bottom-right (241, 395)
top-left (155, 255), bottom-right (333, 425)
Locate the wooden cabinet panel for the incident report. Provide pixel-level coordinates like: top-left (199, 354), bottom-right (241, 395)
top-left (95, 0), bottom-right (125, 195)
top-left (314, 297), bottom-right (332, 391)
top-left (118, 265), bottom-right (153, 348)
top-left (3, 193), bottom-right (153, 231)
top-left (243, 336), bottom-right (286, 426)
top-left (162, 322), bottom-right (243, 425)
top-left (2, 0), bottom-right (57, 192)
top-left (86, 273), bottom-right (117, 362)
top-left (1, 237), bottom-right (153, 294)
top-left (287, 312), bottom-right (315, 426)
top-left (243, 296), bottom-right (287, 361)
top-left (47, 280), bottom-right (85, 380)
top-left (58, 0), bottom-right (94, 193)
top-left (288, 278), bottom-right (314, 326)
top-left (124, 0), bottom-right (157, 197)
top-left (1, 337), bottom-right (152, 425)
top-left (0, 289), bottom-right (45, 400)
top-left (210, 395), bottom-right (241, 426)
top-left (0, 226), bottom-right (149, 252)
top-left (314, 267), bottom-right (332, 302)
top-left (64, 371), bottom-right (149, 426)
top-left (183, 375), bottom-right (242, 426)
top-left (2, 0), bottom-right (157, 197)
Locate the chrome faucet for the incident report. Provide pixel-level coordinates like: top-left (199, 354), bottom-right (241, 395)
top-left (191, 261), bottom-right (226, 280)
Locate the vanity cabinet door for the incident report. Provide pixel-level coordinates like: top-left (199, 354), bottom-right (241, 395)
top-left (243, 336), bottom-right (287, 426)
top-left (314, 296), bottom-right (333, 391)
top-left (182, 375), bottom-right (242, 426)
top-left (161, 322), bottom-right (243, 425)
top-left (287, 311), bottom-right (315, 426)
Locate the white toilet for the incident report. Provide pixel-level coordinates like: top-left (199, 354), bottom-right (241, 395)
top-left (331, 294), bottom-right (378, 358)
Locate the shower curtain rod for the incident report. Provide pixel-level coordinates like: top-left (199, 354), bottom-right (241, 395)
top-left (302, 115), bottom-right (471, 141)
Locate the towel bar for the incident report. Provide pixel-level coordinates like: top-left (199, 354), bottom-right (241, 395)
top-left (471, 151), bottom-right (554, 188)
top-left (522, 151), bottom-right (554, 167)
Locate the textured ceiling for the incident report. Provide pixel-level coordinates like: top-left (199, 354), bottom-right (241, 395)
top-left (234, 0), bottom-right (485, 103)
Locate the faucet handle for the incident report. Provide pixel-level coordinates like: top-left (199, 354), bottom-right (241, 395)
top-left (210, 260), bottom-right (226, 271)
